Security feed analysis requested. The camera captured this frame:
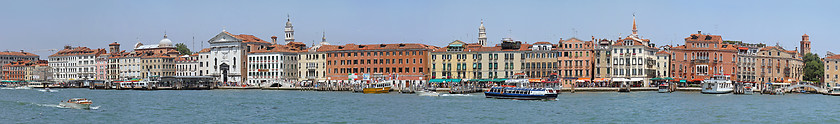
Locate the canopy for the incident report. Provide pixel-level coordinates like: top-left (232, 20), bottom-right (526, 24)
top-left (662, 77), bottom-right (675, 80)
top-left (612, 78), bottom-right (644, 82)
top-left (491, 78), bottom-right (507, 82)
top-left (429, 79), bottom-right (462, 83)
top-left (650, 78), bottom-right (663, 80)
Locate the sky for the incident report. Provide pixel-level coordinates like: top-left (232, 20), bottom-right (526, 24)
top-left (1, 0), bottom-right (839, 59)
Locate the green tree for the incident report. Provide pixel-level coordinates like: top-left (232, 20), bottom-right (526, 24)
top-left (802, 53), bottom-right (823, 81)
top-left (175, 43), bottom-right (192, 55)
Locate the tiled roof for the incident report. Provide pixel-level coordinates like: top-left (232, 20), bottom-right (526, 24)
top-left (198, 48), bottom-right (211, 53)
top-left (49, 47), bottom-right (106, 57)
top-left (233, 34), bottom-right (271, 44)
top-left (826, 54), bottom-right (840, 59)
top-left (685, 34), bottom-right (722, 43)
top-left (656, 51), bottom-right (671, 55)
top-left (533, 42), bottom-right (552, 45)
top-left (109, 42), bottom-right (120, 46)
top-left (250, 44), bottom-right (301, 53)
top-left (318, 43), bottom-right (436, 52)
top-left (0, 51), bottom-right (38, 57)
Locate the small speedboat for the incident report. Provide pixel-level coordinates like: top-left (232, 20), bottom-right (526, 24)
top-left (59, 98), bottom-right (92, 109)
top-left (826, 87), bottom-right (840, 96)
top-left (417, 90), bottom-right (440, 96)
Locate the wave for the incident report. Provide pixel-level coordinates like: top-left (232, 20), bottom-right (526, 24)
top-left (440, 94), bottom-right (473, 97)
top-left (37, 89), bottom-right (58, 92)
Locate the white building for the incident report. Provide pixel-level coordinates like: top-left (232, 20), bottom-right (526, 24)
top-left (298, 33), bottom-right (330, 82)
top-left (205, 31), bottom-right (272, 84)
top-left (247, 44), bottom-right (299, 85)
top-left (176, 55), bottom-right (199, 76)
top-left (48, 46), bottom-right (106, 82)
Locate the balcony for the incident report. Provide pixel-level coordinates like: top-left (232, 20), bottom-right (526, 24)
top-left (691, 59), bottom-right (710, 64)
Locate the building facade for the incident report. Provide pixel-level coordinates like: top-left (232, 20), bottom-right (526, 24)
top-left (175, 55), bottom-right (199, 76)
top-left (48, 46), bottom-right (106, 82)
top-left (754, 45), bottom-right (803, 86)
top-left (0, 51), bottom-right (39, 65)
top-left (557, 38), bottom-right (594, 86)
top-left (247, 44), bottom-right (300, 85)
top-left (524, 42), bottom-right (558, 78)
top-left (670, 31), bottom-right (739, 82)
top-left (204, 31), bottom-right (273, 84)
top-left (825, 54), bottom-right (840, 87)
top-left (323, 43), bottom-right (434, 81)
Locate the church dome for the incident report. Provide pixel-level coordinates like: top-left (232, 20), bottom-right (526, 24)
top-left (159, 34), bottom-right (173, 47)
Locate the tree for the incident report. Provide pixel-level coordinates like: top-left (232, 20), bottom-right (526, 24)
top-left (802, 53), bottom-right (823, 81)
top-left (175, 43), bottom-right (192, 55)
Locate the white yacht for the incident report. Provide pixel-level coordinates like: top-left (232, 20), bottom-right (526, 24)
top-left (701, 75), bottom-right (734, 94)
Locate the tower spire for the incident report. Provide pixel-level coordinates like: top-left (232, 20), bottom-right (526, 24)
top-left (478, 19), bottom-right (487, 46)
top-left (632, 13), bottom-right (638, 35)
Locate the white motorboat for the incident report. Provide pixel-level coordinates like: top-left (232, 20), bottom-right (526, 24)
top-left (826, 87), bottom-right (840, 96)
top-left (701, 75), bottom-right (734, 94)
top-left (59, 98), bottom-right (92, 109)
top-left (417, 90), bottom-right (440, 96)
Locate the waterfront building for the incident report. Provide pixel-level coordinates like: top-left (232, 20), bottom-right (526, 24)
top-left (323, 43), bottom-right (434, 81)
top-left (132, 34), bottom-right (180, 78)
top-left (729, 41), bottom-right (763, 83)
top-left (2, 60), bottom-right (49, 81)
top-left (94, 53), bottom-right (109, 80)
top-left (175, 54), bottom-right (199, 76)
top-left (669, 31), bottom-right (739, 83)
top-left (205, 31), bottom-right (273, 84)
top-left (825, 53), bottom-right (840, 87)
top-left (197, 48), bottom-right (211, 77)
top-left (297, 34), bottom-right (331, 82)
top-left (0, 51), bottom-right (39, 65)
top-left (557, 38), bottom-right (594, 86)
top-left (524, 42), bottom-right (558, 78)
top-left (655, 50), bottom-right (671, 78)
top-left (754, 43), bottom-right (803, 88)
top-left (610, 36), bottom-right (657, 87)
top-left (247, 44), bottom-right (300, 85)
top-left (430, 40), bottom-right (483, 79)
top-left (105, 42), bottom-right (125, 80)
top-left (48, 46), bottom-right (107, 82)
top-left (593, 38), bottom-right (614, 84)
top-left (115, 53), bottom-right (142, 79)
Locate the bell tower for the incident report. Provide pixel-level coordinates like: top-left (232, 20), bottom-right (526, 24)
top-left (478, 20), bottom-right (487, 46)
top-left (800, 34), bottom-right (811, 55)
top-left (284, 14), bottom-right (295, 44)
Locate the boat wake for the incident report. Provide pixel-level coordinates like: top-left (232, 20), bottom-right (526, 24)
top-left (37, 89), bottom-right (58, 92)
top-left (35, 103), bottom-right (99, 110)
top-left (440, 94), bottom-right (473, 97)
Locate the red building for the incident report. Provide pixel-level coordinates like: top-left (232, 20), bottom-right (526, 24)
top-left (321, 43), bottom-right (436, 81)
top-left (670, 31), bottom-right (739, 82)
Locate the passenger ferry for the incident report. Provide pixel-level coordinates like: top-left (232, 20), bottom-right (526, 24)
top-left (484, 75), bottom-right (558, 100)
top-left (362, 80), bottom-right (392, 94)
top-left (701, 75), bottom-right (734, 94)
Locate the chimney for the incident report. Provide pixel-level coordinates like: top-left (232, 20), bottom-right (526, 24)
top-left (20, 50), bottom-right (24, 53)
top-left (271, 36), bottom-right (278, 44)
top-left (697, 30), bottom-right (702, 34)
top-left (64, 45), bottom-right (72, 49)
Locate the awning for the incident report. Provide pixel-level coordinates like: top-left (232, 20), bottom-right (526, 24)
top-left (528, 79), bottom-right (542, 82)
top-left (491, 79), bottom-right (507, 82)
top-left (679, 80), bottom-right (687, 83)
top-left (612, 78), bottom-right (644, 82)
top-left (576, 78), bottom-right (591, 82)
top-left (650, 78), bottom-right (663, 80)
top-left (429, 79), bottom-right (461, 83)
top-left (690, 78), bottom-right (704, 82)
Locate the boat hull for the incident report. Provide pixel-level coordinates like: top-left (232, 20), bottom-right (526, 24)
top-left (362, 87), bottom-right (391, 94)
top-left (484, 92), bottom-right (558, 100)
top-left (59, 102), bottom-right (91, 109)
top-left (701, 90), bottom-right (733, 94)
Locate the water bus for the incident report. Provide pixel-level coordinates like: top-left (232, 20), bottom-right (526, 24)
top-left (701, 74), bottom-right (734, 94)
top-left (484, 74), bottom-right (557, 100)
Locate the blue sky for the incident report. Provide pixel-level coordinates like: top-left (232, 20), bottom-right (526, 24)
top-left (1, 0), bottom-right (838, 59)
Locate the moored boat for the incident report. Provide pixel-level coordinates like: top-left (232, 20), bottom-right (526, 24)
top-left (362, 80), bottom-right (392, 94)
top-left (59, 98), bottom-right (92, 109)
top-left (658, 83), bottom-right (671, 93)
top-left (701, 74), bottom-right (734, 94)
top-left (826, 87), bottom-right (840, 96)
